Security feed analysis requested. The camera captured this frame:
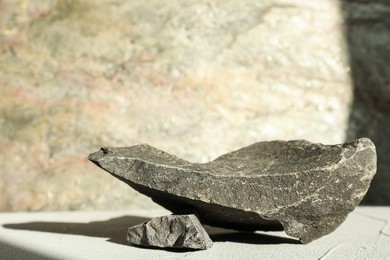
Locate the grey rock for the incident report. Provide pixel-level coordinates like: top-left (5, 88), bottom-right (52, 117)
top-left (127, 214), bottom-right (213, 250)
top-left (89, 138), bottom-right (377, 244)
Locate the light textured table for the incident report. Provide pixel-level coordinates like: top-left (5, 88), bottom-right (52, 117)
top-left (0, 207), bottom-right (389, 260)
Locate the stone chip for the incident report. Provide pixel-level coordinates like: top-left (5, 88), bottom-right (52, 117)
top-left (127, 214), bottom-right (213, 250)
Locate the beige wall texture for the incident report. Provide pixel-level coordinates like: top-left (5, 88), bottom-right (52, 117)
top-left (0, 0), bottom-right (388, 212)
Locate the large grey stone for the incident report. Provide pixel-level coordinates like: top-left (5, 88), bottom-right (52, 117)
top-left (127, 214), bottom-right (212, 250)
top-left (88, 138), bottom-right (376, 244)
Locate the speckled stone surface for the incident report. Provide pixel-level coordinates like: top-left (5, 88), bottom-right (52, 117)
top-left (89, 138), bottom-right (376, 243)
top-left (127, 214), bottom-right (213, 250)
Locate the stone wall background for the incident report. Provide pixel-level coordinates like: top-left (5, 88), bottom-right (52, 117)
top-left (0, 0), bottom-right (387, 212)
top-left (342, 0), bottom-right (390, 205)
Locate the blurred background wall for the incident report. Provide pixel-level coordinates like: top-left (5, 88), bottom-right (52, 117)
top-left (0, 0), bottom-right (388, 212)
top-left (342, 0), bottom-right (390, 205)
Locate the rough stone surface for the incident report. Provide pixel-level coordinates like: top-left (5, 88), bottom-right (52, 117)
top-left (89, 138), bottom-right (377, 244)
top-left (1, 0), bottom-right (389, 212)
top-left (127, 214), bottom-right (212, 250)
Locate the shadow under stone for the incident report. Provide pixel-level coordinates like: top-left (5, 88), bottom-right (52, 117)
top-left (3, 215), bottom-right (299, 248)
top-left (341, 0), bottom-right (390, 205)
top-left (3, 215), bottom-right (150, 245)
top-left (209, 232), bottom-right (300, 245)
top-left (205, 226), bottom-right (300, 245)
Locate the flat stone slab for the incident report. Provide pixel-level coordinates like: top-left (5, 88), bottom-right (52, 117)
top-left (127, 214), bottom-right (212, 250)
top-left (89, 138), bottom-right (376, 243)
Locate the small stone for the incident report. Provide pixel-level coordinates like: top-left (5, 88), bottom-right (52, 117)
top-left (127, 214), bottom-right (213, 250)
top-left (89, 138), bottom-right (377, 244)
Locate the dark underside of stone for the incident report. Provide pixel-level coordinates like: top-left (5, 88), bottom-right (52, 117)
top-left (89, 138), bottom-right (377, 244)
top-left (119, 177), bottom-right (283, 232)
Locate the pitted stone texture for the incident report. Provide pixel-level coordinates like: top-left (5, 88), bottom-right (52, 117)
top-left (127, 214), bottom-right (212, 250)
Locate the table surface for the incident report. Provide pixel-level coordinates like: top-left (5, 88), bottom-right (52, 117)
top-left (0, 207), bottom-right (389, 260)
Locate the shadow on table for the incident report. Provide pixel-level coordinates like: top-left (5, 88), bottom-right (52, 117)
top-left (0, 239), bottom-right (54, 260)
top-left (3, 215), bottom-right (149, 245)
top-left (3, 215), bottom-right (299, 246)
top-left (205, 226), bottom-right (300, 245)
